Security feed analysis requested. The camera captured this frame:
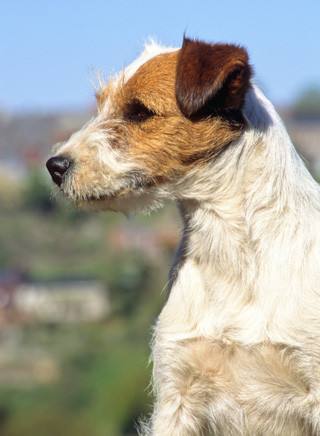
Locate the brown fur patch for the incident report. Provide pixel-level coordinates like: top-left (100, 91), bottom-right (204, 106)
top-left (176, 37), bottom-right (252, 118)
top-left (102, 49), bottom-right (245, 183)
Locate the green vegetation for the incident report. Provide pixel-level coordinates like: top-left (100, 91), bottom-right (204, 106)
top-left (0, 323), bottom-right (152, 436)
top-left (0, 168), bottom-right (177, 436)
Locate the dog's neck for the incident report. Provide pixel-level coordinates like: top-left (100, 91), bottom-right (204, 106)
top-left (159, 85), bottom-right (320, 346)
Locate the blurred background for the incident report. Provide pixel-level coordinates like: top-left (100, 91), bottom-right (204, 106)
top-left (0, 1), bottom-right (319, 435)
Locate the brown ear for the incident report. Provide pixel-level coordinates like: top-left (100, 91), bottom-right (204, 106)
top-left (175, 37), bottom-right (252, 118)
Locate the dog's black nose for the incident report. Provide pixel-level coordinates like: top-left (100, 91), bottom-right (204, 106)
top-left (46, 156), bottom-right (72, 187)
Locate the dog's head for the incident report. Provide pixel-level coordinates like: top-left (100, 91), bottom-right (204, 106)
top-left (46, 37), bottom-right (251, 213)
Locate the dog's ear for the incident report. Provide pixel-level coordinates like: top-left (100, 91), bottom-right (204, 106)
top-left (175, 37), bottom-right (252, 118)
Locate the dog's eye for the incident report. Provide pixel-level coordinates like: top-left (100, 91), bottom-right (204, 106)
top-left (125, 101), bottom-right (155, 122)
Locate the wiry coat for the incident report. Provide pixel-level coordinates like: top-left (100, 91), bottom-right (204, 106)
top-left (46, 38), bottom-right (320, 435)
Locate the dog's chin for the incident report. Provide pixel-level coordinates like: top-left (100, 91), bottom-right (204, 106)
top-left (69, 188), bottom-right (128, 213)
top-left (71, 187), bottom-right (165, 215)
top-left (76, 190), bottom-right (168, 216)
top-left (76, 197), bottom-right (119, 213)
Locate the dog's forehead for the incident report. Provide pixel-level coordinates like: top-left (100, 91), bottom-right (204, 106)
top-left (97, 43), bottom-right (179, 111)
top-left (121, 50), bottom-right (179, 104)
top-left (121, 41), bottom-right (178, 82)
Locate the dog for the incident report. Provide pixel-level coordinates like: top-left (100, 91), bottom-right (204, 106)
top-left (46, 37), bottom-right (320, 435)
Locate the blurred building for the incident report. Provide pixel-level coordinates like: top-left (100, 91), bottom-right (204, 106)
top-left (15, 279), bottom-right (110, 323)
top-left (0, 273), bottom-right (110, 324)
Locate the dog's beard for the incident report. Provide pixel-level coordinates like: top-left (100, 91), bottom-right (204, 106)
top-left (56, 170), bottom-right (168, 214)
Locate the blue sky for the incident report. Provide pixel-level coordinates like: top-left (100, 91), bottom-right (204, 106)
top-left (1, 0), bottom-right (320, 113)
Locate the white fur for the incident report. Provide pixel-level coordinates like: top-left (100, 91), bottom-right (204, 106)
top-left (149, 84), bottom-right (320, 435)
top-left (158, 85), bottom-right (320, 345)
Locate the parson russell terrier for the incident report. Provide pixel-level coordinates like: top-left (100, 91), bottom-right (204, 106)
top-left (46, 37), bottom-right (320, 435)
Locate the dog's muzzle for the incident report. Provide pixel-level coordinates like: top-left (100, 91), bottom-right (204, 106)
top-left (46, 156), bottom-right (72, 187)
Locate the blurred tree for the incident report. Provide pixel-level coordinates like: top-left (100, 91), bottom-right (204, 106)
top-left (111, 252), bottom-right (152, 317)
top-left (24, 168), bottom-right (54, 213)
top-left (292, 86), bottom-right (320, 119)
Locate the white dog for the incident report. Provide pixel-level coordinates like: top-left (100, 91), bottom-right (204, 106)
top-left (46, 37), bottom-right (320, 435)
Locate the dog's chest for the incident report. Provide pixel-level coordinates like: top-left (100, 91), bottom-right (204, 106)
top-left (154, 335), bottom-right (315, 434)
